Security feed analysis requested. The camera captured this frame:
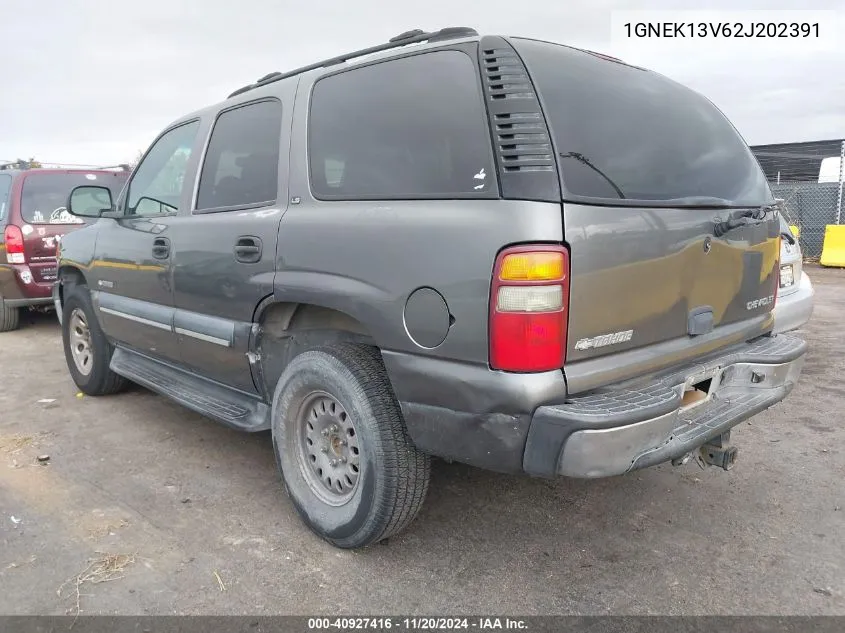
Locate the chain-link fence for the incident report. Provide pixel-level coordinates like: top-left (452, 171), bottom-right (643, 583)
top-left (770, 181), bottom-right (843, 258)
top-left (751, 139), bottom-right (845, 259)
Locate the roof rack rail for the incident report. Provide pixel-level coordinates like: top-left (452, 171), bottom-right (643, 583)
top-left (227, 26), bottom-right (478, 99)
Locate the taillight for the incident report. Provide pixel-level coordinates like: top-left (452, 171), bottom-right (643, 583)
top-left (4, 225), bottom-right (25, 264)
top-left (489, 245), bottom-right (570, 372)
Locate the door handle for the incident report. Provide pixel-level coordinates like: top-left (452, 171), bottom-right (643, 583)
top-left (234, 236), bottom-right (262, 263)
top-left (152, 237), bottom-right (170, 259)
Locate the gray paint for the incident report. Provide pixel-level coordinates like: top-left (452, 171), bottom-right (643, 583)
top-left (55, 31), bottom-right (799, 477)
top-left (562, 203), bottom-right (779, 373)
top-left (87, 217), bottom-right (181, 363)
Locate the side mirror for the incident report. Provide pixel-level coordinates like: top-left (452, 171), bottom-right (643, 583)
top-left (67, 185), bottom-right (116, 218)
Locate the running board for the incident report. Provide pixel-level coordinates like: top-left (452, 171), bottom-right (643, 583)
top-left (110, 347), bottom-right (271, 432)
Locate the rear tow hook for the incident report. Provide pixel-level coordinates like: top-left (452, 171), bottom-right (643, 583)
top-left (698, 432), bottom-right (738, 471)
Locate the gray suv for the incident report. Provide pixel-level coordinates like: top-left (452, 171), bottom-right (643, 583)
top-left (55, 27), bottom-right (807, 548)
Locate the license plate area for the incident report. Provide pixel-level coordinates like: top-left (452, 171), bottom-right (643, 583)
top-left (780, 263), bottom-right (794, 288)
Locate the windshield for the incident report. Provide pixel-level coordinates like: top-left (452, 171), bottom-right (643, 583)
top-left (21, 172), bottom-right (127, 224)
top-left (512, 38), bottom-right (774, 207)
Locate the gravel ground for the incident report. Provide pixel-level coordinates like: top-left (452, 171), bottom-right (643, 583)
top-left (1, 264), bottom-right (843, 616)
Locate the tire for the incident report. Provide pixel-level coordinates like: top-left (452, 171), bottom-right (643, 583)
top-left (0, 297), bottom-right (20, 332)
top-left (61, 286), bottom-right (128, 396)
top-left (272, 343), bottom-right (430, 549)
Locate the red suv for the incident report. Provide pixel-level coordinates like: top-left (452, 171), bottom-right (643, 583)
top-left (0, 168), bottom-right (128, 331)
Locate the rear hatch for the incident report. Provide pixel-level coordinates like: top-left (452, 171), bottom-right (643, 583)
top-left (19, 171), bottom-right (127, 283)
top-left (512, 39), bottom-right (780, 376)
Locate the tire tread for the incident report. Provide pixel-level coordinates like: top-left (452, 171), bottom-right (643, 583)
top-left (276, 342), bottom-right (430, 547)
top-left (0, 300), bottom-right (20, 332)
top-left (324, 343), bottom-right (430, 544)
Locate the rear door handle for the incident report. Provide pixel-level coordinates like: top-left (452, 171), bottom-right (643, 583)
top-left (152, 237), bottom-right (170, 259)
top-left (234, 236), bottom-right (262, 263)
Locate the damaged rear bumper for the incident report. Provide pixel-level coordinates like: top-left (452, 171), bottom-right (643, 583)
top-left (385, 333), bottom-right (806, 478)
top-left (523, 333), bottom-right (806, 478)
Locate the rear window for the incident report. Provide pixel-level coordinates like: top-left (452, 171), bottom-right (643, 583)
top-left (512, 38), bottom-right (773, 207)
top-left (0, 174), bottom-right (11, 221)
top-left (21, 172), bottom-right (127, 224)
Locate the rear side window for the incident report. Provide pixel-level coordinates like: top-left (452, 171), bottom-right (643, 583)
top-left (308, 50), bottom-right (495, 200)
top-left (0, 174), bottom-right (11, 221)
top-left (196, 99), bottom-right (283, 211)
top-left (20, 172), bottom-right (127, 224)
top-left (512, 39), bottom-right (773, 206)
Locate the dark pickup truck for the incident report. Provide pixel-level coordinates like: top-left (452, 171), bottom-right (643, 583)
top-left (55, 27), bottom-right (806, 549)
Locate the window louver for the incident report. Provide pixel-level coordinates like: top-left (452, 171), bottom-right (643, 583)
top-left (478, 36), bottom-right (560, 202)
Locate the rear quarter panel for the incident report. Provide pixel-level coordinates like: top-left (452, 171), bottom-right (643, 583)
top-left (274, 69), bottom-right (565, 366)
top-left (274, 199), bottom-right (563, 364)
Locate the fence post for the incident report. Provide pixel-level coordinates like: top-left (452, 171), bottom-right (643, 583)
top-left (837, 139), bottom-right (844, 224)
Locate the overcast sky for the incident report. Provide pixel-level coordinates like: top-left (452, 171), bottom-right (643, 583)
top-left (1, 0), bottom-right (843, 166)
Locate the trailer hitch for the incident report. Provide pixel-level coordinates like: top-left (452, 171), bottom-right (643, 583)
top-left (698, 432), bottom-right (738, 471)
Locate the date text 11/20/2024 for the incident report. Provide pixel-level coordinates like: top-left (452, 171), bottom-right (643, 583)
top-left (307, 618), bottom-right (528, 630)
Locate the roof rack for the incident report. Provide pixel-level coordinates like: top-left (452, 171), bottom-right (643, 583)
top-left (227, 26), bottom-right (478, 99)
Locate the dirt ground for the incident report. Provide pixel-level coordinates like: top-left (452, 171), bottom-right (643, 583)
top-left (1, 264), bottom-right (843, 616)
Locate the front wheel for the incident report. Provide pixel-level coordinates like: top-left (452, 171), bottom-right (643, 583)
top-left (272, 343), bottom-right (430, 549)
top-left (61, 286), bottom-right (128, 396)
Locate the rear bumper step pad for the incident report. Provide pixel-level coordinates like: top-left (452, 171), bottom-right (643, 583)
top-left (523, 333), bottom-right (807, 478)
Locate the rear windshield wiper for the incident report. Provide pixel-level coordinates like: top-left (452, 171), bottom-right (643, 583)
top-left (559, 152), bottom-right (626, 199)
top-left (713, 204), bottom-right (777, 237)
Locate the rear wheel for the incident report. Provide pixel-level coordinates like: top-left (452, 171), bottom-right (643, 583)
top-left (272, 343), bottom-right (430, 549)
top-left (61, 286), bottom-right (128, 396)
top-left (0, 296), bottom-right (20, 332)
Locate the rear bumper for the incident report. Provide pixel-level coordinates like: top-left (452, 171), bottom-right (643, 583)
top-left (524, 333), bottom-right (806, 478)
top-left (389, 333), bottom-right (806, 478)
top-left (0, 263), bottom-right (56, 307)
top-left (3, 296), bottom-right (53, 308)
top-left (772, 271), bottom-right (814, 334)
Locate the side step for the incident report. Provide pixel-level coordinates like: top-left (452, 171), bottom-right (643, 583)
top-left (110, 347), bottom-right (271, 432)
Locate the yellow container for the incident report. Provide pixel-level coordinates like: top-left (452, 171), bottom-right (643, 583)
top-left (820, 225), bottom-right (845, 267)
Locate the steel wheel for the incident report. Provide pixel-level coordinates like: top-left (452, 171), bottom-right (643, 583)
top-left (68, 308), bottom-right (94, 376)
top-left (295, 391), bottom-right (361, 506)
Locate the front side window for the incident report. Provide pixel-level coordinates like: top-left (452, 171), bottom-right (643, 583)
top-left (308, 50), bottom-right (495, 199)
top-left (126, 121), bottom-right (200, 216)
top-left (196, 100), bottom-right (283, 211)
top-left (0, 174), bottom-right (11, 221)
